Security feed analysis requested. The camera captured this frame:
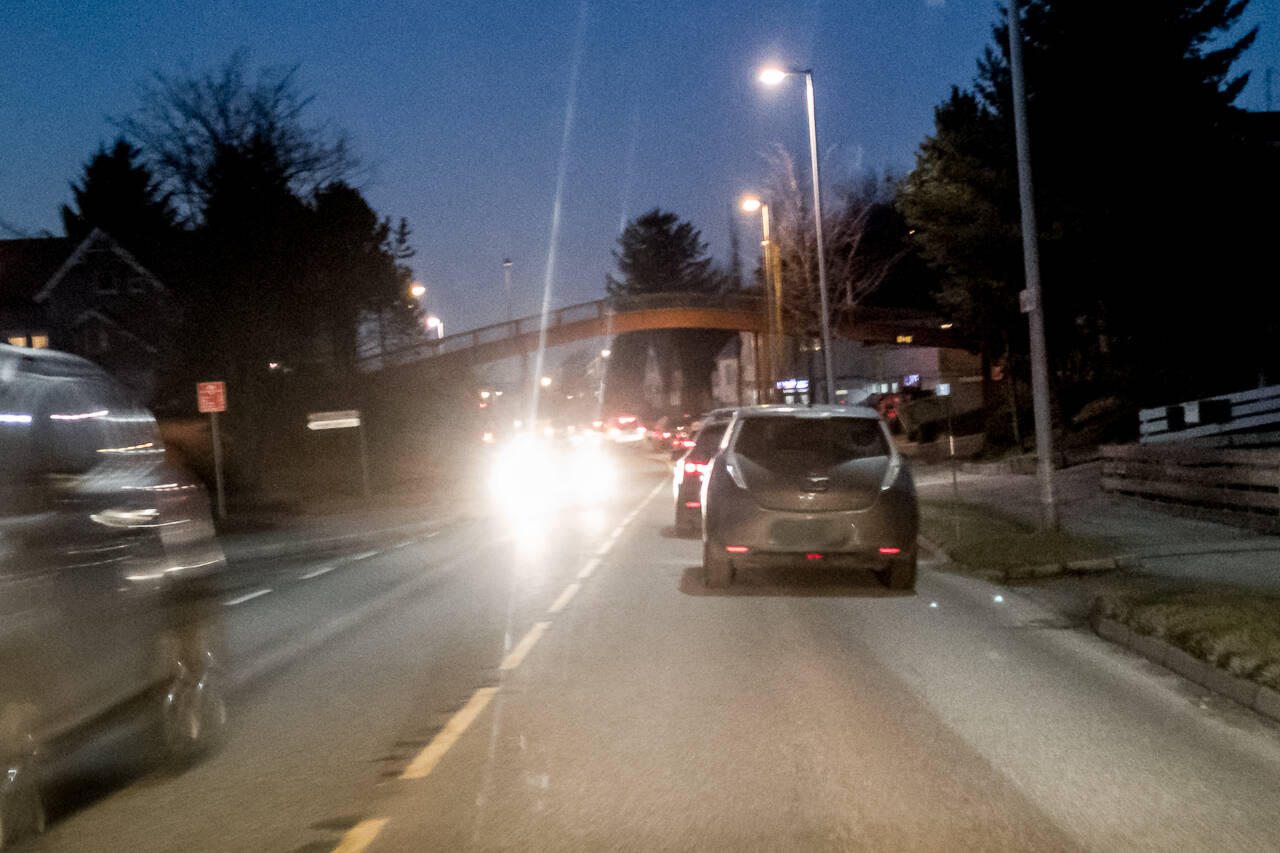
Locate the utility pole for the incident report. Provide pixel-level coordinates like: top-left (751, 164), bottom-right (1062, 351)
top-left (503, 258), bottom-right (513, 324)
top-left (1008, 0), bottom-right (1058, 529)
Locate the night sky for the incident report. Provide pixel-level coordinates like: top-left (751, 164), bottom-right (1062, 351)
top-left (3, 1), bottom-right (1275, 358)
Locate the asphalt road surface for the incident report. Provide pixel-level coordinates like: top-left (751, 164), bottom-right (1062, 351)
top-left (27, 449), bottom-right (1280, 852)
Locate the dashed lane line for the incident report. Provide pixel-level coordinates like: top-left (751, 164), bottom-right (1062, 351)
top-left (223, 588), bottom-right (272, 607)
top-left (548, 582), bottom-right (581, 614)
top-left (500, 621), bottom-right (551, 671)
top-left (330, 818), bottom-right (389, 853)
top-left (400, 687), bottom-right (500, 781)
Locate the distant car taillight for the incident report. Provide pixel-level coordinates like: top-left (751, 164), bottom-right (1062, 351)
top-left (725, 546), bottom-right (749, 553)
top-left (681, 439), bottom-right (695, 448)
top-left (879, 547), bottom-right (901, 555)
top-left (685, 501), bottom-right (700, 508)
top-left (683, 461), bottom-right (710, 476)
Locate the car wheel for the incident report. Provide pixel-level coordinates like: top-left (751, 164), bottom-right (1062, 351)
top-left (877, 547), bottom-right (917, 591)
top-left (153, 628), bottom-right (227, 769)
top-left (703, 537), bottom-right (734, 589)
top-left (0, 713), bottom-right (44, 849)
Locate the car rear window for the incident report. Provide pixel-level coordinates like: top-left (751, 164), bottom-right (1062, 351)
top-left (692, 423), bottom-right (727, 453)
top-left (733, 416), bottom-right (887, 466)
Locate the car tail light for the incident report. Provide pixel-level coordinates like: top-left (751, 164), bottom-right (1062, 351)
top-left (685, 501), bottom-right (700, 508)
top-left (684, 461), bottom-right (710, 476)
top-left (662, 431), bottom-right (672, 439)
top-left (681, 439), bottom-right (695, 448)
top-left (725, 546), bottom-right (749, 553)
top-left (806, 553), bottom-right (822, 560)
top-left (879, 547), bottom-right (901, 555)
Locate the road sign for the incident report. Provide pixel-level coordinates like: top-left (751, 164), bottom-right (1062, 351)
top-left (197, 381), bottom-right (226, 413)
top-left (307, 410), bottom-right (362, 430)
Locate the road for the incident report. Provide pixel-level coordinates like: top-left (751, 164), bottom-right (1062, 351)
top-left (27, 449), bottom-right (1280, 852)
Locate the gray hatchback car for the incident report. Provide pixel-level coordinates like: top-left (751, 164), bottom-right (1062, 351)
top-left (700, 405), bottom-right (918, 590)
top-left (0, 345), bottom-right (226, 846)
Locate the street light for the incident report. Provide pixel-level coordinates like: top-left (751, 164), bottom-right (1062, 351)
top-left (502, 258), bottom-right (513, 324)
top-left (540, 376), bottom-right (552, 388)
top-left (426, 315), bottom-right (443, 339)
top-left (740, 195), bottom-right (784, 402)
top-left (410, 282), bottom-right (426, 298)
top-left (758, 65), bottom-right (835, 405)
top-left (600, 348), bottom-right (611, 358)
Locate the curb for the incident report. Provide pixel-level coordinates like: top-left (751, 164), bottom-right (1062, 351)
top-left (919, 533), bottom-right (1142, 583)
top-left (1092, 615), bottom-right (1280, 724)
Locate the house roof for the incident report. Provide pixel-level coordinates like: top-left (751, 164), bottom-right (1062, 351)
top-left (0, 237), bottom-right (71, 306)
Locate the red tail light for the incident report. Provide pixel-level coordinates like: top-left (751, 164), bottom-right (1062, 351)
top-left (879, 547), bottom-right (901, 555)
top-left (662, 431), bottom-right (671, 439)
top-left (683, 462), bottom-right (710, 475)
top-left (725, 546), bottom-right (749, 553)
top-left (806, 553), bottom-right (822, 560)
top-left (684, 501), bottom-right (700, 508)
top-left (681, 439), bottom-right (695, 448)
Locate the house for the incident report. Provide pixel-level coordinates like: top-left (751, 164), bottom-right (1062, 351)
top-left (0, 228), bottom-right (179, 401)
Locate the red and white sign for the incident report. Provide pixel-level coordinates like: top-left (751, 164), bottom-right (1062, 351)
top-left (197, 381), bottom-right (227, 413)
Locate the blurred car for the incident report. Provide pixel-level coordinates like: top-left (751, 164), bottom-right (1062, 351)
top-left (647, 412), bottom-right (696, 452)
top-left (487, 431), bottom-right (616, 514)
top-left (0, 345), bottom-right (227, 844)
top-left (672, 408), bottom-right (736, 536)
top-left (700, 405), bottom-right (918, 590)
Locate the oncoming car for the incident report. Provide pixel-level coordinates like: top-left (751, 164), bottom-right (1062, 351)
top-left (0, 345), bottom-right (227, 845)
top-left (700, 405), bottom-right (918, 590)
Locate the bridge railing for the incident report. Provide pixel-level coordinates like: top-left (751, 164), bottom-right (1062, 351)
top-left (359, 292), bottom-right (763, 370)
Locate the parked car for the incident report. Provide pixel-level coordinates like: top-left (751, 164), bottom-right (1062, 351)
top-left (672, 409), bottom-right (736, 536)
top-left (0, 345), bottom-right (227, 846)
top-left (700, 405), bottom-right (918, 590)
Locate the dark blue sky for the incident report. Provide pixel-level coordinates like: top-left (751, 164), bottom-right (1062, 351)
top-left (3, 1), bottom-right (1275, 340)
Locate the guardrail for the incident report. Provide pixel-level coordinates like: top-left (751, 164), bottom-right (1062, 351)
top-left (1100, 443), bottom-right (1280, 530)
top-left (1139, 384), bottom-right (1280, 444)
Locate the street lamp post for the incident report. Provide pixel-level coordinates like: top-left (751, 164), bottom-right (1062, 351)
top-left (502, 258), bottom-right (513, 325)
top-left (742, 197), bottom-right (784, 402)
top-left (759, 66), bottom-right (836, 405)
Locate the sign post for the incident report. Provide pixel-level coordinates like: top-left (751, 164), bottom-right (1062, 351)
top-left (197, 381), bottom-right (227, 519)
top-left (306, 410), bottom-right (371, 501)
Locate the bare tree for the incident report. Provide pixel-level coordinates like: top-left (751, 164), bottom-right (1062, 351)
top-left (114, 50), bottom-right (356, 223)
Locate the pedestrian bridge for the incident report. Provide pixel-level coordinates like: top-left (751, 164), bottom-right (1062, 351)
top-left (360, 292), bottom-right (955, 377)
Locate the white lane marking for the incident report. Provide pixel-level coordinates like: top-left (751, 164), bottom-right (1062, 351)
top-left (300, 564), bottom-right (337, 580)
top-left (401, 687), bottom-right (499, 780)
top-left (223, 588), bottom-right (272, 606)
top-left (330, 818), bottom-right (389, 853)
top-left (350, 549), bottom-right (379, 561)
top-left (548, 583), bottom-right (581, 614)
top-left (577, 557), bottom-right (601, 579)
top-left (500, 621), bottom-right (550, 671)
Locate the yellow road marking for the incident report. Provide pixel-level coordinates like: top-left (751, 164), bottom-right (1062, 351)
top-left (500, 621), bottom-right (550, 671)
top-left (401, 687), bottom-right (499, 780)
top-left (331, 818), bottom-right (389, 853)
top-left (548, 582), bottom-right (580, 614)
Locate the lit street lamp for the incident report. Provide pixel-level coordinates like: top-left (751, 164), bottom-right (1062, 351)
top-left (758, 65), bottom-right (835, 405)
top-left (410, 282), bottom-right (426, 299)
top-left (741, 195), bottom-right (785, 401)
top-left (540, 375), bottom-right (552, 388)
top-left (426, 315), bottom-right (443, 339)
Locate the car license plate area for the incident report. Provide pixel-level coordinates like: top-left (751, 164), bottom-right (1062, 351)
top-left (768, 519), bottom-right (846, 548)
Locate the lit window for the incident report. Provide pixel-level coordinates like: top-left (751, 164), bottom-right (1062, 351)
top-left (6, 335), bottom-right (25, 347)
top-left (29, 335), bottom-right (48, 349)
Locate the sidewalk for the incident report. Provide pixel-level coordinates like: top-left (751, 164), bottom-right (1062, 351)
top-left (915, 458), bottom-right (1280, 594)
top-left (914, 458), bottom-right (1280, 722)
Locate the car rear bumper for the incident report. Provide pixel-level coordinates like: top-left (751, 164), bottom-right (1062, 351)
top-left (707, 493), bottom-right (917, 557)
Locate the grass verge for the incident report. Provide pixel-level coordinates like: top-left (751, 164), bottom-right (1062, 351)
top-left (1095, 580), bottom-right (1280, 690)
top-left (919, 498), bottom-right (1123, 577)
